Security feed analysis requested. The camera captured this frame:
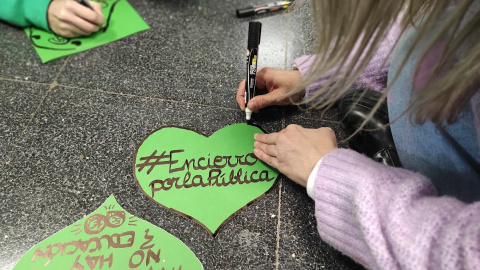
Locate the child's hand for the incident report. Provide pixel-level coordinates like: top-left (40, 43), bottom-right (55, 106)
top-left (47, 0), bottom-right (105, 38)
top-left (236, 68), bottom-right (304, 112)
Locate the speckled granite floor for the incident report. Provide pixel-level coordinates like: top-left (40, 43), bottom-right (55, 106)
top-left (0, 1), bottom-right (364, 269)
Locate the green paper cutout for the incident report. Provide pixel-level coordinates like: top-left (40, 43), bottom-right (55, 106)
top-left (133, 123), bottom-right (279, 235)
top-left (25, 0), bottom-right (149, 63)
top-left (13, 195), bottom-right (203, 270)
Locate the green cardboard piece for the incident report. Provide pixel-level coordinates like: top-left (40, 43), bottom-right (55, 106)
top-left (25, 0), bottom-right (149, 63)
top-left (13, 195), bottom-right (203, 270)
top-left (133, 123), bottom-right (279, 236)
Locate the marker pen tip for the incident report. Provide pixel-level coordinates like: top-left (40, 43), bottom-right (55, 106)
top-left (245, 108), bottom-right (253, 121)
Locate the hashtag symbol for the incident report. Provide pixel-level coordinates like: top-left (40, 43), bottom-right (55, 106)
top-left (136, 150), bottom-right (170, 175)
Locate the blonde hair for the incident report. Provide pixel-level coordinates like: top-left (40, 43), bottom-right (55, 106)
top-left (293, 0), bottom-right (480, 126)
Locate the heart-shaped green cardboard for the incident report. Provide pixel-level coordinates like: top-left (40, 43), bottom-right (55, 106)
top-left (13, 195), bottom-right (203, 270)
top-left (133, 123), bottom-right (279, 235)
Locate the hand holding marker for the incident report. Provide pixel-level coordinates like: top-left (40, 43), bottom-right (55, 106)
top-left (75, 0), bottom-right (106, 31)
top-left (245, 21), bottom-right (262, 121)
top-left (236, 1), bottom-right (292, 17)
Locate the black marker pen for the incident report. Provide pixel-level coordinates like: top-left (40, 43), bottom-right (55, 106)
top-left (245, 21), bottom-right (262, 121)
top-left (75, 0), bottom-right (94, 10)
top-left (237, 1), bottom-right (292, 18)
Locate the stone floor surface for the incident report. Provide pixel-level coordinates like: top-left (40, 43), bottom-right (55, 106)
top-left (0, 1), bottom-right (364, 269)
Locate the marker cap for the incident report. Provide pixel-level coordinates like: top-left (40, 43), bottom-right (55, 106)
top-left (248, 22), bottom-right (262, 48)
top-left (237, 7), bottom-right (256, 18)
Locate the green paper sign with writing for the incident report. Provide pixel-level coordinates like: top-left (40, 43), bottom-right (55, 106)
top-left (133, 123), bottom-right (279, 235)
top-left (25, 0), bottom-right (149, 63)
top-left (13, 195), bottom-right (203, 270)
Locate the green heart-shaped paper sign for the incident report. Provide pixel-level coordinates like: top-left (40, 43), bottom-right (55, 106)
top-left (133, 123), bottom-right (279, 235)
top-left (13, 195), bottom-right (203, 270)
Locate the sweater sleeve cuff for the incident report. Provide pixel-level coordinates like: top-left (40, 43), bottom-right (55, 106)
top-left (293, 55), bottom-right (326, 96)
top-left (25, 0), bottom-right (53, 32)
top-left (312, 149), bottom-right (380, 266)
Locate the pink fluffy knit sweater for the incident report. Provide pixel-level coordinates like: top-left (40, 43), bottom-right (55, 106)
top-left (293, 5), bottom-right (480, 270)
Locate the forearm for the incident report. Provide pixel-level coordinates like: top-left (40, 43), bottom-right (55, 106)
top-left (0, 0), bottom-right (52, 31)
top-left (314, 149), bottom-right (480, 269)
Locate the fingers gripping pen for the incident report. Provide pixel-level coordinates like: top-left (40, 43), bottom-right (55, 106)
top-left (245, 21), bottom-right (262, 121)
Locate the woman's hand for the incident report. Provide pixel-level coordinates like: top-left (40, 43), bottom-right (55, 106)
top-left (254, 124), bottom-right (337, 187)
top-left (48, 0), bottom-right (105, 38)
top-left (236, 68), bottom-right (304, 112)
